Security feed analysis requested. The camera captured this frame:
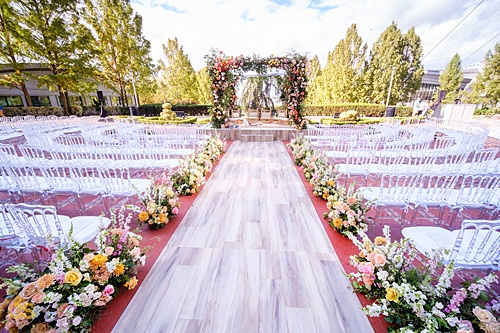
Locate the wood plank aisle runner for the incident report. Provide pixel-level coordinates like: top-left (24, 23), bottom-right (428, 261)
top-left (111, 141), bottom-right (374, 333)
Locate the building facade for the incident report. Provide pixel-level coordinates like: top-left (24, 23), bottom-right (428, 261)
top-left (0, 64), bottom-right (121, 108)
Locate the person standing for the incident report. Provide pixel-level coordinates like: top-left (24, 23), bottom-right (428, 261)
top-left (412, 98), bottom-right (421, 117)
top-left (418, 99), bottom-right (429, 116)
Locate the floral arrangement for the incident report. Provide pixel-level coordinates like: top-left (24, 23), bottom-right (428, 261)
top-left (0, 208), bottom-right (146, 333)
top-left (171, 154), bottom-right (206, 196)
top-left (205, 50), bottom-right (244, 128)
top-left (287, 136), bottom-right (313, 167)
top-left (136, 174), bottom-right (180, 230)
top-left (325, 184), bottom-right (371, 236)
top-left (268, 53), bottom-right (309, 129)
top-left (311, 164), bottom-right (339, 200)
top-left (205, 50), bottom-right (308, 129)
top-left (171, 135), bottom-right (225, 196)
top-left (346, 226), bottom-right (499, 332)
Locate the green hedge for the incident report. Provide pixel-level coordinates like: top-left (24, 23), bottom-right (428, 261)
top-left (320, 118), bottom-right (386, 125)
top-left (137, 116), bottom-right (198, 125)
top-left (304, 103), bottom-right (412, 117)
top-left (138, 104), bottom-right (212, 117)
top-left (1, 106), bottom-right (83, 117)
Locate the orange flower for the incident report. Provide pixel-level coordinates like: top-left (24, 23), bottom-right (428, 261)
top-left (159, 213), bottom-right (168, 224)
top-left (374, 236), bottom-right (387, 246)
top-left (138, 211), bottom-right (149, 222)
top-left (124, 277), bottom-right (138, 290)
top-left (332, 218), bottom-right (342, 228)
top-left (114, 263), bottom-right (125, 276)
top-left (36, 274), bottom-right (55, 290)
top-left (89, 254), bottom-right (108, 269)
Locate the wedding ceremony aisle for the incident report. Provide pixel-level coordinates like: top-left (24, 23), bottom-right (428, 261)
top-left (111, 140), bottom-right (374, 333)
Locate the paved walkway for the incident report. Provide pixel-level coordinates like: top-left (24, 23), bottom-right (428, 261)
top-left (112, 141), bottom-right (373, 333)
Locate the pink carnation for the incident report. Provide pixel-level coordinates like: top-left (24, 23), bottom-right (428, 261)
top-left (172, 207), bottom-right (179, 215)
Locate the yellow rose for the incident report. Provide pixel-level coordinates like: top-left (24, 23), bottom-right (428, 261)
top-left (332, 218), bottom-right (342, 228)
top-left (167, 189), bottom-right (174, 197)
top-left (124, 277), bottom-right (138, 290)
top-left (64, 269), bottom-right (83, 286)
top-left (138, 211), bottom-right (149, 222)
top-left (374, 237), bottom-right (387, 246)
top-left (386, 288), bottom-right (399, 303)
top-left (30, 322), bottom-right (51, 333)
top-left (473, 306), bottom-right (497, 323)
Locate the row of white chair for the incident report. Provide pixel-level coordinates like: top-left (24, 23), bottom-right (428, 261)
top-left (0, 163), bottom-right (151, 213)
top-left (0, 203), bottom-right (110, 262)
top-left (360, 172), bottom-right (500, 228)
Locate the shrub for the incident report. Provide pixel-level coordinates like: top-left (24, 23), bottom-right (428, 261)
top-left (304, 103), bottom-right (413, 117)
top-left (339, 110), bottom-right (359, 121)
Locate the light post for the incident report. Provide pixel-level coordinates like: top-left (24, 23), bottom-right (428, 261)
top-left (386, 66), bottom-right (396, 107)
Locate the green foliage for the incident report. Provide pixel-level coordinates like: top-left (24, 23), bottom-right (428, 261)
top-left (137, 116), bottom-right (197, 125)
top-left (470, 43), bottom-right (500, 106)
top-left (85, 0), bottom-right (155, 107)
top-left (316, 24), bottom-right (368, 104)
top-left (439, 53), bottom-right (464, 103)
top-left (320, 118), bottom-right (385, 125)
top-left (195, 67), bottom-right (212, 104)
top-left (0, 0), bottom-right (33, 106)
top-left (158, 38), bottom-right (199, 104)
top-left (365, 22), bottom-right (423, 105)
top-left (304, 103), bottom-right (413, 117)
top-left (474, 106), bottom-right (500, 115)
top-left (15, 0), bottom-right (98, 115)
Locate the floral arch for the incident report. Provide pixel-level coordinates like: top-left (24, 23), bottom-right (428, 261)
top-left (205, 50), bottom-right (309, 129)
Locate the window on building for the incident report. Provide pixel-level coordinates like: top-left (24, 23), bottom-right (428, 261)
top-left (30, 96), bottom-right (51, 107)
top-left (0, 96), bottom-right (23, 107)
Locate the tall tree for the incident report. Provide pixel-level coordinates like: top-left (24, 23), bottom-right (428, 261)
top-left (0, 0), bottom-right (32, 106)
top-left (438, 53), bottom-right (463, 103)
top-left (325, 24), bottom-right (368, 103)
top-left (469, 43), bottom-right (500, 106)
top-left (195, 67), bottom-right (212, 104)
top-left (305, 54), bottom-right (322, 104)
top-left (365, 22), bottom-right (423, 105)
top-left (158, 38), bottom-right (198, 103)
top-left (85, 0), bottom-right (155, 107)
top-left (14, 0), bottom-right (96, 115)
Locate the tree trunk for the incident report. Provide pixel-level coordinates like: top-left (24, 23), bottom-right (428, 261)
top-left (58, 87), bottom-right (70, 116)
top-left (64, 91), bottom-right (71, 114)
top-left (21, 83), bottom-right (33, 107)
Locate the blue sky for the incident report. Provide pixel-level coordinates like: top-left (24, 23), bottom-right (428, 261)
top-left (132, 0), bottom-right (500, 71)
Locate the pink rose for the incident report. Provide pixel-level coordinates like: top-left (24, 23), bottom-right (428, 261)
top-left (105, 247), bottom-right (114, 256)
top-left (358, 262), bottom-right (374, 276)
top-left (31, 291), bottom-right (46, 304)
top-left (130, 247), bottom-right (141, 257)
top-left (347, 197), bottom-right (357, 204)
top-left (347, 210), bottom-right (356, 217)
top-left (362, 274), bottom-right (374, 287)
top-left (372, 253), bottom-right (387, 267)
top-left (169, 199), bottom-right (176, 206)
top-left (172, 207), bottom-right (179, 215)
top-left (102, 285), bottom-right (115, 297)
top-left (340, 203), bottom-right (350, 212)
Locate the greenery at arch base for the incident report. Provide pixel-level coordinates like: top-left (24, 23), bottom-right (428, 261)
top-left (205, 49), bottom-right (309, 129)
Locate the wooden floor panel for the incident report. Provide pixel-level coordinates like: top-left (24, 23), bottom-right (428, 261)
top-left (112, 141), bottom-right (373, 333)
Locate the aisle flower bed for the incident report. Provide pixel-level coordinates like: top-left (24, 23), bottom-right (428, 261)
top-left (0, 209), bottom-right (146, 332)
top-left (287, 135), bottom-right (500, 332)
top-left (172, 135), bottom-right (226, 195)
top-left (348, 227), bottom-right (499, 333)
top-left (136, 174), bottom-right (180, 230)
